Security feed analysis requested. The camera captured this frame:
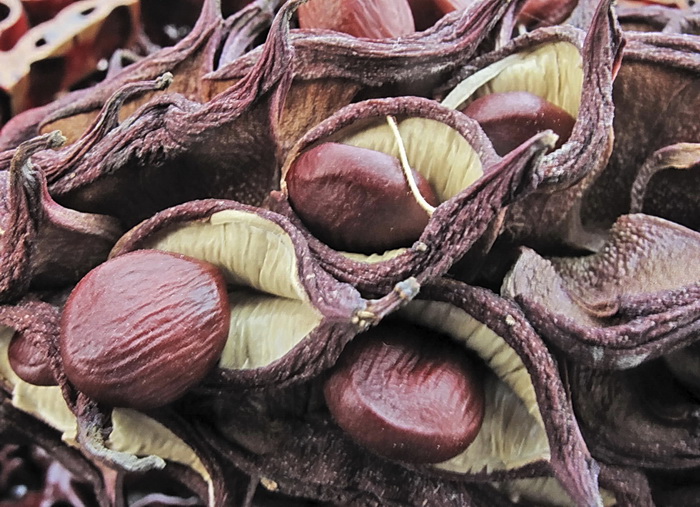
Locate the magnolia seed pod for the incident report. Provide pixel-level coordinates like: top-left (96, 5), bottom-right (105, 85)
top-left (60, 249), bottom-right (231, 409)
top-left (568, 358), bottom-right (700, 470)
top-left (0, 132), bottom-right (123, 303)
top-left (0, 322), bottom-right (227, 504)
top-left (111, 199), bottom-right (417, 389)
top-left (1, 0), bottom-right (266, 148)
top-left (582, 32), bottom-right (700, 232)
top-left (241, 0), bottom-right (513, 157)
top-left (441, 4), bottom-right (622, 251)
top-left (272, 95), bottom-right (553, 296)
top-left (193, 278), bottom-right (608, 506)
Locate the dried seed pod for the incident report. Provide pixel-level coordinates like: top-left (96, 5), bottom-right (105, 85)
top-left (615, 1), bottom-right (700, 34)
top-left (0, 321), bottom-right (227, 501)
top-left (20, 1), bottom-right (297, 228)
top-left (286, 142), bottom-right (439, 253)
top-left (196, 278), bottom-right (605, 506)
top-left (111, 199), bottom-right (416, 389)
top-left (0, 0), bottom-right (279, 148)
top-left (59, 249), bottom-right (231, 409)
top-left (212, 0), bottom-right (514, 157)
top-left (0, 132), bottom-right (122, 303)
top-left (441, 0), bottom-right (622, 251)
top-left (273, 95), bottom-right (553, 295)
top-left (568, 358), bottom-right (700, 470)
top-left (582, 33), bottom-right (700, 233)
top-left (503, 214), bottom-right (700, 369)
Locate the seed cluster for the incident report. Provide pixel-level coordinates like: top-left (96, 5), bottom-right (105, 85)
top-left (0, 0), bottom-right (698, 505)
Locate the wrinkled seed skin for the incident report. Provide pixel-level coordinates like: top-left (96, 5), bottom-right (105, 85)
top-left (297, 0), bottom-right (416, 39)
top-left (324, 321), bottom-right (485, 464)
top-left (60, 250), bottom-right (230, 410)
top-left (462, 91), bottom-right (576, 156)
top-left (287, 142), bottom-right (439, 254)
top-left (8, 331), bottom-right (56, 386)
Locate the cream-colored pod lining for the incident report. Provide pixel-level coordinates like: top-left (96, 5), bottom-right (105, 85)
top-left (145, 210), bottom-right (309, 302)
top-left (0, 327), bottom-right (214, 504)
top-left (219, 291), bottom-right (322, 370)
top-left (442, 42), bottom-right (584, 117)
top-left (393, 301), bottom-right (549, 474)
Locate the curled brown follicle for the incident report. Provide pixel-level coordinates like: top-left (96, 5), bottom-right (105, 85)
top-left (324, 320), bottom-right (484, 463)
top-left (629, 142), bottom-right (700, 214)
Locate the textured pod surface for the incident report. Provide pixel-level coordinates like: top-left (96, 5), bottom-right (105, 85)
top-left (110, 199), bottom-right (411, 390)
top-left (273, 95), bottom-right (553, 296)
top-left (442, 2), bottom-right (622, 251)
top-left (60, 250), bottom-right (230, 409)
top-left (503, 214), bottom-right (700, 368)
top-left (324, 321), bottom-right (484, 463)
top-left (582, 32), bottom-right (700, 232)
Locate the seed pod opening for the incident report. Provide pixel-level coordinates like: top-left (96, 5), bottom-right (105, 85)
top-left (442, 39), bottom-right (584, 143)
top-left (440, 4), bottom-right (621, 251)
top-left (111, 200), bottom-right (401, 388)
top-left (0, 324), bottom-right (220, 505)
top-left (274, 95), bottom-right (551, 295)
top-left (390, 299), bottom-right (548, 475)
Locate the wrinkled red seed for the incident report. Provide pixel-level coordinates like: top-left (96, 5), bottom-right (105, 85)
top-left (462, 91), bottom-right (576, 156)
top-left (8, 331), bottom-right (56, 386)
top-left (59, 250), bottom-right (230, 410)
top-left (297, 0), bottom-right (415, 39)
top-left (324, 321), bottom-right (485, 463)
top-left (287, 142), bottom-right (439, 254)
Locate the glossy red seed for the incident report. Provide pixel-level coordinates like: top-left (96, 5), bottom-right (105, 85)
top-left (462, 91), bottom-right (576, 156)
top-left (287, 142), bottom-right (439, 254)
top-left (8, 331), bottom-right (56, 386)
top-left (324, 321), bottom-right (485, 463)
